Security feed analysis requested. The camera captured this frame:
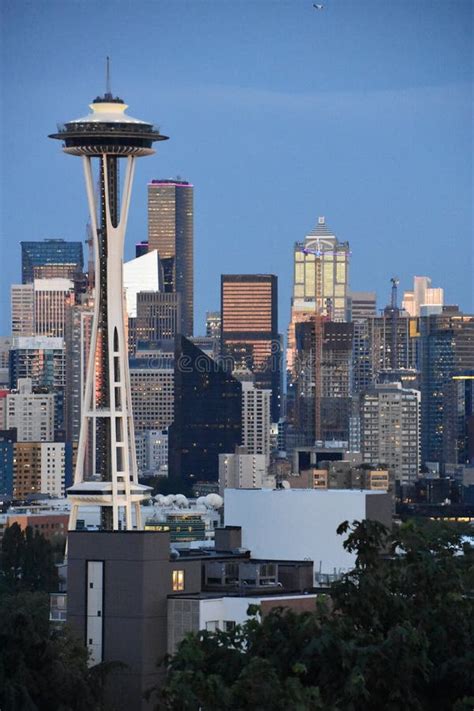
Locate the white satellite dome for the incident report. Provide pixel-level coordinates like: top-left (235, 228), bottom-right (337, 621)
top-left (174, 494), bottom-right (189, 508)
top-left (205, 493), bottom-right (224, 509)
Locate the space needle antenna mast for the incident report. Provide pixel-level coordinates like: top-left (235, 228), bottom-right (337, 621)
top-left (50, 66), bottom-right (169, 531)
top-left (106, 56), bottom-right (111, 97)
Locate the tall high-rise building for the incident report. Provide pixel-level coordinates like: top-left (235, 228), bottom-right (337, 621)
top-left (50, 85), bottom-right (168, 530)
top-left (12, 441), bottom-right (72, 499)
top-left (349, 291), bottom-right (377, 396)
top-left (64, 299), bottom-right (94, 443)
top-left (34, 278), bottom-right (75, 338)
top-left (287, 217), bottom-right (350, 379)
top-left (11, 279), bottom-right (74, 339)
top-left (133, 292), bottom-right (181, 347)
top-left (293, 318), bottom-right (353, 445)
top-left (9, 337), bottom-right (65, 390)
top-left (11, 284), bottom-right (35, 337)
top-left (0, 338), bottom-right (12, 387)
top-left (360, 383), bottom-right (421, 487)
top-left (169, 336), bottom-right (242, 486)
top-left (6, 379), bottom-right (55, 442)
top-left (348, 291), bottom-right (376, 321)
top-left (129, 356), bottom-right (174, 432)
top-left (419, 310), bottom-right (474, 469)
top-left (221, 274), bottom-right (281, 421)
top-left (241, 380), bottom-right (271, 459)
top-left (206, 311), bottom-right (221, 342)
top-left (0, 429), bottom-right (15, 497)
top-left (402, 276), bottom-right (444, 317)
top-left (148, 179), bottom-right (193, 336)
top-left (135, 429), bottom-right (168, 477)
top-left (21, 239), bottom-right (84, 284)
top-left (123, 250), bottom-right (163, 318)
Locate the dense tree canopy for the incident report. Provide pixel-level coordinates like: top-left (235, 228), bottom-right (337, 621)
top-left (0, 591), bottom-right (103, 711)
top-left (0, 523), bottom-right (58, 593)
top-left (154, 520), bottom-right (474, 711)
top-left (0, 524), bottom-right (119, 710)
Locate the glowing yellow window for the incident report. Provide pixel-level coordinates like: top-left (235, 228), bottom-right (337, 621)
top-left (172, 570), bottom-right (185, 591)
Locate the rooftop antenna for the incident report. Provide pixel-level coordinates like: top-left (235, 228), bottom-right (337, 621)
top-left (106, 56), bottom-right (111, 97)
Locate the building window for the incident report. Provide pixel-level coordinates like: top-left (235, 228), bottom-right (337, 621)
top-left (223, 620), bottom-right (236, 632)
top-left (172, 569), bottom-right (184, 591)
top-left (206, 620), bottom-right (219, 632)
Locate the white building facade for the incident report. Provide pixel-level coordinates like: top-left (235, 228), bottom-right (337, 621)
top-left (6, 379), bottom-right (54, 442)
top-left (360, 382), bottom-right (421, 486)
top-left (241, 380), bottom-right (271, 459)
top-left (40, 443), bottom-right (67, 497)
top-left (224, 488), bottom-right (392, 579)
top-left (218, 450), bottom-right (271, 494)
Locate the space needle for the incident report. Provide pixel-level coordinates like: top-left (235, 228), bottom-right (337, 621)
top-left (50, 65), bottom-right (168, 531)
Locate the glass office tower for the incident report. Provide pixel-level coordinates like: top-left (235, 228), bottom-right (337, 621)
top-left (169, 336), bottom-right (242, 487)
top-left (21, 239), bottom-right (84, 284)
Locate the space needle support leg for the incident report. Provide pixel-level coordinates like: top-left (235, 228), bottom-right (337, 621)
top-left (67, 156), bottom-right (101, 532)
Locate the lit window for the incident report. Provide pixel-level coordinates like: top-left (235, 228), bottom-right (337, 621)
top-left (172, 569), bottom-right (184, 591)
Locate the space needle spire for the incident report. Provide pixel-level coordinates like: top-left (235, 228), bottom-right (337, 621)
top-left (50, 83), bottom-right (169, 531)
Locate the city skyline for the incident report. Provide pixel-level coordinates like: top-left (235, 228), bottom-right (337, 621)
top-left (1, 0), bottom-right (472, 338)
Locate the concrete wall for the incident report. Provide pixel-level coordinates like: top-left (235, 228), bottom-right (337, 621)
top-left (224, 488), bottom-right (391, 577)
top-left (67, 530), bottom-right (201, 711)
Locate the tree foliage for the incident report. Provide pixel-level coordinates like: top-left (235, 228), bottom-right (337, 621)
top-left (0, 590), bottom-right (114, 711)
top-left (154, 520), bottom-right (474, 711)
top-left (0, 523), bottom-right (59, 593)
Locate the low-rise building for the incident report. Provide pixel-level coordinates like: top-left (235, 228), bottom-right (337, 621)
top-left (218, 448), bottom-right (273, 494)
top-left (224, 488), bottom-right (392, 582)
top-left (7, 509), bottom-right (69, 541)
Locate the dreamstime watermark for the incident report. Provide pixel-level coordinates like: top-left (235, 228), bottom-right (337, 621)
top-left (135, 339), bottom-right (282, 375)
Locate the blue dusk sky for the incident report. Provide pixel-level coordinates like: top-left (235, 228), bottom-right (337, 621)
top-left (0, 0), bottom-right (472, 336)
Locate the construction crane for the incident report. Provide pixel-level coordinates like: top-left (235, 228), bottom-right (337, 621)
top-left (390, 276), bottom-right (399, 309)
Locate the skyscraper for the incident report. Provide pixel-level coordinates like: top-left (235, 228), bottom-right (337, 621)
top-left (21, 239), bottom-right (84, 284)
top-left (11, 284), bottom-right (35, 337)
top-left (123, 249), bottom-right (163, 319)
top-left (64, 298), bottom-right (94, 443)
top-left (50, 85), bottom-right (168, 530)
top-left (360, 383), bottom-right (420, 488)
top-left (33, 278), bottom-right (75, 338)
top-left (129, 356), bottom-right (174, 432)
top-left (134, 292), bottom-right (181, 346)
top-left (169, 336), bottom-right (242, 486)
top-left (11, 279), bottom-right (74, 339)
top-left (6, 379), bottom-right (55, 442)
top-left (221, 274), bottom-right (281, 421)
top-left (350, 291), bottom-right (377, 396)
top-left (402, 276), bottom-right (444, 317)
top-left (293, 318), bottom-right (353, 445)
top-left (148, 179), bottom-right (193, 336)
top-left (419, 310), bottom-right (474, 469)
top-left (287, 217), bottom-right (350, 379)
top-left (240, 380), bottom-right (271, 460)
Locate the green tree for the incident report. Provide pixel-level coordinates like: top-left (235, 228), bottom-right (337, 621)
top-left (0, 590), bottom-right (124, 710)
top-left (1, 523), bottom-right (58, 593)
top-left (153, 520), bottom-right (474, 711)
